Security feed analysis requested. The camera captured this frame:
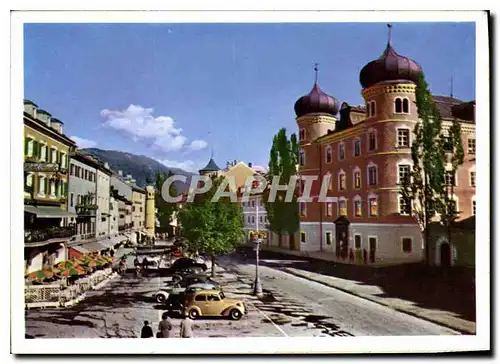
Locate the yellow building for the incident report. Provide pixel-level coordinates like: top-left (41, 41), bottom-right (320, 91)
top-left (145, 185), bottom-right (155, 239)
top-left (23, 99), bottom-right (78, 274)
top-left (131, 186), bottom-right (147, 244)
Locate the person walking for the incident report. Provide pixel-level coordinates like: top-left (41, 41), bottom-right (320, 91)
top-left (140, 321), bottom-right (154, 338)
top-left (180, 313), bottom-right (194, 338)
top-left (157, 312), bottom-right (173, 338)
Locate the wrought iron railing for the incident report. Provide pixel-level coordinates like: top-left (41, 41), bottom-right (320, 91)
top-left (25, 226), bottom-right (76, 243)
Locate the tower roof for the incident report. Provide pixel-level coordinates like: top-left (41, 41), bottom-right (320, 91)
top-left (199, 157), bottom-right (220, 174)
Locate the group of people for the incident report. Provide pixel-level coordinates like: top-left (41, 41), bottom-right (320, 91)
top-left (140, 312), bottom-right (194, 338)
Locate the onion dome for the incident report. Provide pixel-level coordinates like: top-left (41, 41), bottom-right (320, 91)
top-left (294, 64), bottom-right (340, 117)
top-left (359, 24), bottom-right (422, 89)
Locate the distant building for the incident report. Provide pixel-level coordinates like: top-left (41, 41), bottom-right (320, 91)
top-left (95, 162), bottom-right (112, 239)
top-left (23, 100), bottom-right (77, 274)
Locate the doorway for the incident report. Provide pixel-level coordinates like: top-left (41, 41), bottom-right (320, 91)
top-left (334, 216), bottom-right (350, 259)
top-left (440, 242), bottom-right (452, 267)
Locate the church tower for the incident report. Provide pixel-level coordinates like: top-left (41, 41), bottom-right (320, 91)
top-left (145, 185), bottom-right (155, 238)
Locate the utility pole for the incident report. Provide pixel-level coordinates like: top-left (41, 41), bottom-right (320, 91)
top-left (253, 196), bottom-right (263, 296)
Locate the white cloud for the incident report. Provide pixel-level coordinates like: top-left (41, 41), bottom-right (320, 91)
top-left (187, 139), bottom-right (208, 151)
top-left (100, 104), bottom-right (206, 153)
top-left (71, 136), bottom-right (97, 149)
top-left (157, 159), bottom-right (198, 173)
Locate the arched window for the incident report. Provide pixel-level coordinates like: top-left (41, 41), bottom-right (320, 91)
top-left (366, 103), bottom-right (371, 117)
top-left (325, 145), bottom-right (332, 163)
top-left (338, 170), bottom-right (346, 191)
top-left (370, 101), bottom-right (376, 117)
top-left (353, 195), bottom-right (362, 217)
top-left (299, 149), bottom-right (305, 167)
top-left (403, 98), bottom-right (409, 113)
top-left (395, 98), bottom-right (402, 113)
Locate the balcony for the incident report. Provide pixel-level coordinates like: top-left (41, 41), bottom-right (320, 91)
top-left (75, 204), bottom-right (98, 217)
top-left (25, 226), bottom-right (76, 244)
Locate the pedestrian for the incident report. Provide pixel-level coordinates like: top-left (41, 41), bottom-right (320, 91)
top-left (180, 312), bottom-right (194, 338)
top-left (134, 257), bottom-right (140, 267)
top-left (157, 312), bottom-right (173, 338)
top-left (140, 321), bottom-right (154, 338)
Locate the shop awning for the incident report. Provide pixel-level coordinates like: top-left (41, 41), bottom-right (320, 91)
top-left (24, 205), bottom-right (77, 218)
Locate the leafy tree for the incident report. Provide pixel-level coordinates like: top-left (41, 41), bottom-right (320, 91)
top-left (178, 176), bottom-right (244, 276)
top-left (400, 73), bottom-right (446, 264)
top-left (154, 171), bottom-right (178, 236)
top-left (264, 128), bottom-right (299, 249)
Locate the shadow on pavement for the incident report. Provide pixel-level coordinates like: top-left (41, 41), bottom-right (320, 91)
top-left (234, 247), bottom-right (476, 322)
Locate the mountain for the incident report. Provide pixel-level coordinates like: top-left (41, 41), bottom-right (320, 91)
top-left (80, 148), bottom-right (194, 193)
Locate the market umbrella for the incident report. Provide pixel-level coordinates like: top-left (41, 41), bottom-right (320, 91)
top-left (26, 269), bottom-right (51, 281)
top-left (57, 260), bottom-right (80, 269)
top-left (58, 266), bottom-right (86, 277)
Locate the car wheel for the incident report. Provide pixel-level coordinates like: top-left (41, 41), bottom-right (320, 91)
top-left (230, 309), bottom-right (242, 320)
top-left (188, 309), bottom-right (199, 320)
top-left (156, 294), bottom-right (166, 303)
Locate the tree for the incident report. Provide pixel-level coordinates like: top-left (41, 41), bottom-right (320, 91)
top-left (154, 171), bottom-right (178, 236)
top-left (264, 128), bottom-right (300, 249)
top-left (400, 72), bottom-right (446, 264)
top-left (178, 176), bottom-right (244, 276)
top-left (436, 117), bottom-right (465, 247)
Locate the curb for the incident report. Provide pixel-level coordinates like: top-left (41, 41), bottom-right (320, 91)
top-left (283, 267), bottom-right (476, 335)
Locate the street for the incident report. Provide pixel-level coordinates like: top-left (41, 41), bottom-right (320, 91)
top-left (25, 250), bottom-right (458, 338)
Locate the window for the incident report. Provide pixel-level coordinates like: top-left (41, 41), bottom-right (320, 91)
top-left (251, 216), bottom-right (255, 224)
top-left (445, 171), bottom-right (456, 186)
top-left (299, 129), bottom-right (305, 141)
top-left (354, 199), bottom-right (362, 217)
top-left (399, 197), bottom-right (412, 215)
top-left (259, 216), bottom-right (263, 223)
top-left (25, 138), bottom-right (34, 157)
top-left (326, 173), bottom-right (333, 191)
top-left (38, 175), bottom-right (46, 195)
top-left (50, 180), bottom-right (56, 197)
top-left (40, 144), bottom-right (47, 161)
top-left (251, 200), bottom-right (255, 208)
top-left (368, 132), bottom-right (376, 151)
top-left (354, 235), bottom-right (362, 249)
top-left (208, 294), bottom-right (220, 301)
top-left (325, 145), bottom-right (332, 163)
top-left (368, 166), bottom-right (377, 186)
top-left (300, 232), bottom-right (306, 244)
top-left (61, 153), bottom-right (67, 168)
top-left (85, 170), bottom-right (88, 180)
top-left (354, 171), bottom-right (361, 189)
top-left (369, 198), bottom-right (378, 216)
top-left (300, 202), bottom-right (307, 217)
top-left (51, 148), bottom-right (57, 163)
top-left (395, 98), bottom-right (402, 113)
top-left (338, 143), bottom-right (345, 160)
top-left (397, 129), bottom-right (410, 148)
top-left (354, 139), bottom-right (361, 156)
top-left (299, 149), bottom-right (305, 167)
top-left (470, 171), bottom-right (476, 187)
top-left (398, 165), bottom-right (411, 184)
top-left (339, 200), bottom-right (347, 216)
top-left (403, 99), bottom-right (409, 113)
top-left (326, 232), bottom-right (332, 245)
top-left (338, 172), bottom-right (346, 190)
top-left (443, 136), bottom-right (453, 152)
top-left (366, 103), bottom-right (371, 117)
top-left (402, 237), bottom-right (412, 253)
top-left (326, 202), bottom-right (333, 217)
top-left (370, 101), bottom-right (376, 116)
top-left (70, 164), bottom-right (75, 176)
top-left (473, 200), bottom-right (476, 215)
top-left (369, 237), bottom-right (377, 251)
top-left (195, 295), bottom-right (206, 302)
top-left (468, 138), bottom-right (476, 154)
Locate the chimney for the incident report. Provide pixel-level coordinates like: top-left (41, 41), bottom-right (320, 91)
top-left (50, 118), bottom-right (64, 134)
top-left (118, 170), bottom-right (123, 176)
top-left (248, 162), bottom-right (252, 168)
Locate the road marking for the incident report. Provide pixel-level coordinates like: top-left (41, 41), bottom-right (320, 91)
top-left (245, 299), bottom-right (289, 337)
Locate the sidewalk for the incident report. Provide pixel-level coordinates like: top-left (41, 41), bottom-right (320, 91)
top-left (253, 246), bottom-right (476, 335)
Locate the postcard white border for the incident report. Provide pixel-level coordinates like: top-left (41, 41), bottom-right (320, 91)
top-left (10, 9), bottom-right (489, 355)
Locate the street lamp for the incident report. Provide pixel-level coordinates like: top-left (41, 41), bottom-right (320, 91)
top-left (250, 230), bottom-right (266, 296)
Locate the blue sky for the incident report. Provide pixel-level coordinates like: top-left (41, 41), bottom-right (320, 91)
top-left (24, 22), bottom-right (475, 172)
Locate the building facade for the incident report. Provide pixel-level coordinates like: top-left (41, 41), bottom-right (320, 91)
top-left (241, 192), bottom-right (269, 244)
top-left (95, 164), bottom-right (112, 238)
top-left (131, 186), bottom-right (147, 243)
top-left (145, 185), bottom-right (156, 238)
top-left (295, 29), bottom-right (476, 264)
top-left (23, 100), bottom-right (77, 274)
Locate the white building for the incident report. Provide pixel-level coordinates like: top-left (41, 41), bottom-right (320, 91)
top-left (95, 163), bottom-right (112, 238)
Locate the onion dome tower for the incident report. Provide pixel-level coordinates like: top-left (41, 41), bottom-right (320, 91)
top-left (199, 149), bottom-right (221, 176)
top-left (358, 24), bottom-right (422, 122)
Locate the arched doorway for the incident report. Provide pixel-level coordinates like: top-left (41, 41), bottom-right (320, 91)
top-left (440, 243), bottom-right (452, 267)
top-left (334, 216), bottom-right (350, 259)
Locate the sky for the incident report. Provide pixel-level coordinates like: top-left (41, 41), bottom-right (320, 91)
top-left (24, 22), bottom-right (475, 173)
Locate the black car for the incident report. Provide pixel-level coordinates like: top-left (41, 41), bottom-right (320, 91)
top-left (173, 273), bottom-right (211, 288)
top-left (171, 258), bottom-right (207, 272)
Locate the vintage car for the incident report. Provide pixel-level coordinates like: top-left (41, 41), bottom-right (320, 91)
top-left (153, 281), bottom-right (220, 303)
top-left (183, 290), bottom-right (246, 320)
top-left (170, 257), bottom-right (207, 273)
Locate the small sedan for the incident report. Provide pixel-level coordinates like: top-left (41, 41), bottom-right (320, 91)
top-left (183, 290), bottom-right (246, 320)
top-left (154, 281), bottom-right (220, 303)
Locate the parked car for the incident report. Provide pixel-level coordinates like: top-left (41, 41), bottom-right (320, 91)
top-left (174, 273), bottom-right (213, 288)
top-left (183, 290), bottom-right (246, 320)
top-left (153, 281), bottom-right (221, 303)
top-left (171, 257), bottom-right (207, 273)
